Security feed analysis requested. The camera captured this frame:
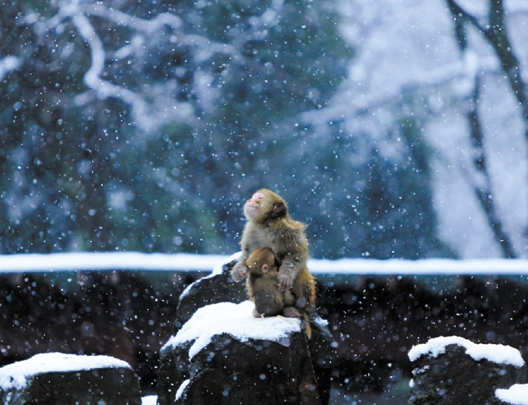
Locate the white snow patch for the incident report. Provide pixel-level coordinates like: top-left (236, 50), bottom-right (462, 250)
top-left (496, 384), bottom-right (528, 405)
top-left (179, 280), bottom-right (197, 301)
top-left (210, 251), bottom-right (241, 276)
top-left (162, 301), bottom-right (301, 359)
top-left (408, 336), bottom-right (525, 368)
top-left (0, 352), bottom-right (132, 391)
top-left (141, 395), bottom-right (158, 405)
top-left (179, 251), bottom-right (242, 301)
top-left (314, 315), bottom-right (329, 328)
top-left (175, 379), bottom-right (190, 400)
top-left (0, 252), bottom-right (229, 273)
top-left (308, 258), bottom-right (528, 275)
top-left (411, 365), bottom-right (430, 376)
top-left (1, 252), bottom-right (528, 275)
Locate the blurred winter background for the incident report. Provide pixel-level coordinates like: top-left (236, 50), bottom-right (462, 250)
top-left (2, 0), bottom-right (527, 260)
top-left (2, 0), bottom-right (528, 403)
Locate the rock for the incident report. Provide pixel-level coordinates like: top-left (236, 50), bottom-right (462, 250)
top-left (307, 316), bottom-right (336, 404)
top-left (0, 352), bottom-right (141, 405)
top-left (158, 301), bottom-right (322, 405)
top-left (165, 257), bottom-right (336, 404)
top-left (408, 336), bottom-right (527, 405)
top-left (174, 259), bottom-right (246, 329)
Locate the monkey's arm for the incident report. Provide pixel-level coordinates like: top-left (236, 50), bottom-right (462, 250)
top-left (277, 230), bottom-right (309, 291)
top-left (231, 224), bottom-right (257, 282)
top-left (231, 254), bottom-right (249, 282)
top-left (278, 256), bottom-right (304, 290)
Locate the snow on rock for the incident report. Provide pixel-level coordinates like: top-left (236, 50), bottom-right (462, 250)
top-left (162, 300), bottom-right (301, 359)
top-left (408, 336), bottom-right (525, 368)
top-left (176, 379), bottom-right (190, 400)
top-left (210, 251), bottom-right (241, 276)
top-left (141, 395), bottom-right (158, 405)
top-left (0, 352), bottom-right (132, 391)
top-left (179, 251), bottom-right (241, 301)
top-left (496, 384), bottom-right (528, 405)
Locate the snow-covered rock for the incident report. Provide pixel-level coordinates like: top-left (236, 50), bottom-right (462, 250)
top-left (409, 336), bottom-right (525, 367)
top-left (156, 258), bottom-right (336, 404)
top-left (142, 394), bottom-right (159, 405)
top-left (157, 301), bottom-right (320, 405)
top-left (164, 300), bottom-right (303, 359)
top-left (408, 336), bottom-right (526, 405)
top-left (174, 255), bottom-right (246, 328)
top-left (0, 352), bottom-right (141, 405)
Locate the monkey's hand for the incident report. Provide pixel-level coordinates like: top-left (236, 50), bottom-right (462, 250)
top-left (278, 269), bottom-right (295, 291)
top-left (231, 260), bottom-right (248, 282)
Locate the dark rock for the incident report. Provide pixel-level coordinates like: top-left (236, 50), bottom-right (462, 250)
top-left (182, 333), bottom-right (320, 405)
top-left (165, 259), bottom-right (335, 404)
top-left (157, 339), bottom-right (193, 405)
top-left (0, 352), bottom-right (141, 405)
top-left (174, 260), bottom-right (246, 328)
top-left (408, 337), bottom-right (527, 405)
top-left (158, 302), bottom-right (321, 405)
top-left (307, 318), bottom-right (336, 405)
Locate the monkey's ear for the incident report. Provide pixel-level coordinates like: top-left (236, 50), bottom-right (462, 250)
top-left (272, 202), bottom-right (286, 217)
top-left (261, 264), bottom-right (269, 273)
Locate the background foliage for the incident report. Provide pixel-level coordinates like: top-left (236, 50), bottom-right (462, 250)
top-left (3, 0), bottom-right (526, 259)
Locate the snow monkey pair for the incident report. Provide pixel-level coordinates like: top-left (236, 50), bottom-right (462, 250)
top-left (231, 189), bottom-right (316, 338)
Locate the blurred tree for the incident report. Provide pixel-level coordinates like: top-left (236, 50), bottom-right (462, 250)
top-left (445, 0), bottom-right (524, 258)
top-left (155, 0), bottom-right (354, 245)
top-left (299, 0), bottom-right (528, 259)
top-left (268, 114), bottom-right (456, 259)
top-left (0, 0), bottom-right (353, 255)
top-left (0, 0), bottom-right (218, 253)
top-left (0, 0), bottom-right (457, 259)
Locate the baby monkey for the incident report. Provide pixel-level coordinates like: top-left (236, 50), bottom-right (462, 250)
top-left (246, 247), bottom-right (311, 337)
top-left (245, 247), bottom-right (284, 318)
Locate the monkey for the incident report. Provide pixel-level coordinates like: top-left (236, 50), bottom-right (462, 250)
top-left (245, 246), bottom-right (315, 338)
top-left (245, 247), bottom-right (284, 318)
top-left (231, 189), bottom-right (316, 337)
top-left (231, 189), bottom-right (309, 290)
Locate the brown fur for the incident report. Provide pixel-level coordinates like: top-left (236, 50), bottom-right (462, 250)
top-left (245, 247), bottom-right (315, 338)
top-left (231, 189), bottom-right (316, 338)
top-left (245, 247), bottom-right (283, 318)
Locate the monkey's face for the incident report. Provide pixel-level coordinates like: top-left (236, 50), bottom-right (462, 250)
top-left (247, 261), bottom-right (269, 275)
top-left (244, 192), bottom-right (271, 220)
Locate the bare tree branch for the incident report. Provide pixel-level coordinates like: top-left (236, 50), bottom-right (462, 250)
top-left (466, 75), bottom-right (517, 257)
top-left (298, 56), bottom-right (499, 126)
top-left (28, 0), bottom-right (244, 131)
top-left (448, 0), bottom-right (528, 138)
top-left (446, 0), bottom-right (526, 257)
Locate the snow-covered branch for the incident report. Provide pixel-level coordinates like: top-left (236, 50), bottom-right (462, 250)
top-left (70, 8), bottom-right (150, 126)
top-left (83, 3), bottom-right (183, 31)
top-left (33, 0), bottom-right (244, 131)
top-left (299, 55), bottom-right (499, 125)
